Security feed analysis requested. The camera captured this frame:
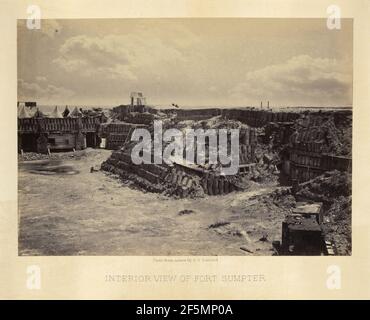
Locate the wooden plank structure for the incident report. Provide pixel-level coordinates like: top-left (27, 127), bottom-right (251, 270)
top-left (18, 116), bottom-right (105, 153)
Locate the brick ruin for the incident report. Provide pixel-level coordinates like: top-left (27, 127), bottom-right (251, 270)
top-left (17, 103), bottom-right (352, 255)
top-left (101, 106), bottom-right (352, 198)
top-left (18, 103), bottom-right (352, 196)
top-left (101, 125), bottom-right (259, 197)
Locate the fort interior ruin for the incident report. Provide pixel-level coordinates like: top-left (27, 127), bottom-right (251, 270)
top-left (17, 96), bottom-right (352, 256)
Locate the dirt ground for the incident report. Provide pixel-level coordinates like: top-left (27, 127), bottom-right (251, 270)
top-left (18, 149), bottom-right (286, 256)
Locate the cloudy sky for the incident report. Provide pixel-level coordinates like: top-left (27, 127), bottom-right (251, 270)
top-left (17, 18), bottom-right (352, 108)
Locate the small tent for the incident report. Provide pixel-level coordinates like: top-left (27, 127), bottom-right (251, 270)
top-left (68, 106), bottom-right (83, 118)
top-left (18, 105), bottom-right (31, 119)
top-left (62, 106), bottom-right (70, 118)
top-left (33, 108), bottom-right (47, 118)
top-left (50, 106), bottom-right (63, 118)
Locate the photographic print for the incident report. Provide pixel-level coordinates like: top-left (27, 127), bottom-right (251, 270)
top-left (17, 18), bottom-right (352, 256)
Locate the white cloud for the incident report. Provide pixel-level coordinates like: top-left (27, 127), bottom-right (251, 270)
top-left (18, 19), bottom-right (353, 106)
top-left (230, 55), bottom-right (352, 106)
top-left (35, 76), bottom-right (47, 82)
top-left (53, 27), bottom-right (198, 83)
top-left (18, 78), bottom-right (74, 103)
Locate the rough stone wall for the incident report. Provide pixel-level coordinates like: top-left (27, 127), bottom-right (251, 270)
top-left (102, 108), bottom-right (352, 192)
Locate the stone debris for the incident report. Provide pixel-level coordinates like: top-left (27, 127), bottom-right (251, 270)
top-left (259, 234), bottom-right (268, 242)
top-left (208, 221), bottom-right (230, 229)
top-left (18, 98), bottom-right (353, 256)
top-left (100, 116), bottom-right (264, 198)
top-left (240, 246), bottom-right (253, 253)
top-left (178, 209), bottom-right (195, 215)
top-left (295, 170), bottom-right (351, 205)
top-left (98, 106), bottom-right (352, 255)
top-left (19, 149), bottom-right (96, 162)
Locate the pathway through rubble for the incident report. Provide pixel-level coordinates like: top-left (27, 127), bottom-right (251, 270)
top-left (18, 149), bottom-right (284, 256)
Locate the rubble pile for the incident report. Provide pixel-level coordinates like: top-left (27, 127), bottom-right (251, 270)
top-left (101, 145), bottom-right (207, 198)
top-left (294, 170), bottom-right (352, 255)
top-left (100, 115), bottom-right (284, 198)
top-left (19, 152), bottom-right (52, 161)
top-left (290, 113), bottom-right (351, 157)
top-left (101, 147), bottom-right (246, 198)
top-left (322, 196), bottom-right (351, 255)
top-left (19, 150), bottom-right (95, 162)
top-left (262, 112), bottom-right (352, 184)
top-left (251, 144), bottom-right (280, 183)
top-left (174, 116), bottom-right (258, 165)
top-left (101, 109), bottom-right (351, 203)
top-left (103, 116), bottom-right (258, 197)
top-left (102, 149), bottom-right (169, 194)
top-left (125, 111), bottom-right (166, 125)
top-left (295, 170), bottom-right (351, 206)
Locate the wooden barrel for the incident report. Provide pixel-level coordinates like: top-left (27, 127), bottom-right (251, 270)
top-left (219, 178), bottom-right (224, 195)
top-left (207, 176), bottom-right (214, 195)
top-left (202, 178), bottom-right (208, 194)
top-left (224, 180), bottom-right (230, 193)
top-left (213, 178), bottom-right (219, 195)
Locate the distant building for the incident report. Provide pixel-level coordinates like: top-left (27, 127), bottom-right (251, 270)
top-left (130, 92), bottom-right (146, 106)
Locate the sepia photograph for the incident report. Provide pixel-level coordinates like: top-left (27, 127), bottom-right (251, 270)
top-left (17, 18), bottom-right (352, 257)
